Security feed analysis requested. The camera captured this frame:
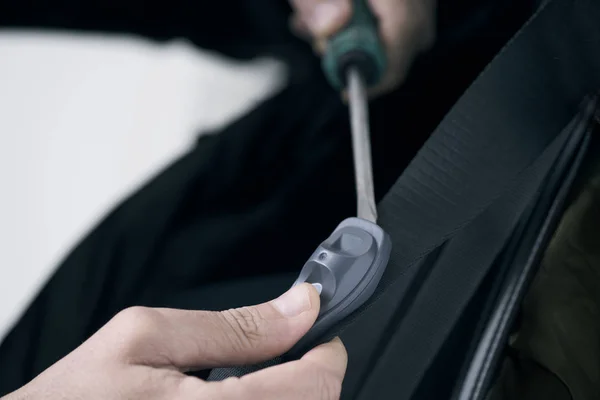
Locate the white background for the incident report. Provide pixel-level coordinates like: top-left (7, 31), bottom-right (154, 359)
top-left (0, 31), bottom-right (286, 341)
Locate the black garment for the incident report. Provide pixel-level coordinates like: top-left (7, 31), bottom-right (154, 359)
top-left (0, 1), bottom-right (534, 397)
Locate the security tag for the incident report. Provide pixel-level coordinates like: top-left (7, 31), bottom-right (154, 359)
top-left (289, 217), bottom-right (391, 355)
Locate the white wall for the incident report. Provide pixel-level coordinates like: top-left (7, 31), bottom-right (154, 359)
top-left (0, 31), bottom-right (286, 341)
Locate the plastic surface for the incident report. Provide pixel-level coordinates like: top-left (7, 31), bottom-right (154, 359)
top-left (289, 217), bottom-right (392, 355)
top-left (322, 0), bottom-right (387, 89)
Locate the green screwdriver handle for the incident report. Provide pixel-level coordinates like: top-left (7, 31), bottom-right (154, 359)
top-left (322, 0), bottom-right (387, 90)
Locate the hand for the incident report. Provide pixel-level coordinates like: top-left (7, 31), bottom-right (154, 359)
top-left (2, 284), bottom-right (347, 400)
top-left (290, 0), bottom-right (437, 96)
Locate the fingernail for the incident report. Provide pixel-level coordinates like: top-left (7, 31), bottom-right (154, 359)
top-left (309, 1), bottom-right (345, 35)
top-left (272, 284), bottom-right (312, 317)
top-left (312, 283), bottom-right (323, 295)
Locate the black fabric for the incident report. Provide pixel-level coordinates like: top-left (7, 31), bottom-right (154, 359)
top-left (0, 0), bottom-right (536, 398)
top-left (208, 0), bottom-right (600, 397)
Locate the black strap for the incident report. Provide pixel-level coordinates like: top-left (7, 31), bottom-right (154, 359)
top-left (209, 0), bottom-right (600, 397)
top-left (455, 98), bottom-right (597, 400)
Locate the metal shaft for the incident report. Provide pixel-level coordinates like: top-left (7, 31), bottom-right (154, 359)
top-left (347, 68), bottom-right (377, 223)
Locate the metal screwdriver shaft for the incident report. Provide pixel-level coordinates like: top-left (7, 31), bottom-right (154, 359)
top-left (348, 68), bottom-right (377, 223)
top-left (321, 0), bottom-right (386, 223)
top-left (282, 2), bottom-right (391, 353)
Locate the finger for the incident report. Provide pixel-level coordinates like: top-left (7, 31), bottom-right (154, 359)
top-left (197, 337), bottom-right (348, 400)
top-left (291, 0), bottom-right (352, 38)
top-left (290, 0), bottom-right (320, 16)
top-left (362, 0), bottom-right (436, 96)
top-left (109, 283), bottom-right (321, 370)
top-left (302, 337), bottom-right (348, 376)
top-left (367, 0), bottom-right (413, 95)
top-left (369, 0), bottom-right (409, 51)
top-left (370, 0), bottom-right (435, 53)
top-left (289, 13), bottom-right (327, 55)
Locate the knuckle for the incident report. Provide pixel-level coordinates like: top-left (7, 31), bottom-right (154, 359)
top-left (176, 376), bottom-right (206, 398)
top-left (219, 307), bottom-right (265, 350)
top-left (110, 306), bottom-right (162, 347)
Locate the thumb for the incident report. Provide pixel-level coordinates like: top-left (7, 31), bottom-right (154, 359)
top-left (115, 283), bottom-right (321, 370)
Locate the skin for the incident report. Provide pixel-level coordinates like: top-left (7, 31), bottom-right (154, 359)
top-left (289, 0), bottom-right (437, 96)
top-left (2, 284), bottom-right (348, 400)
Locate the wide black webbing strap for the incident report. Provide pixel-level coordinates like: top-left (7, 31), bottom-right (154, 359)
top-left (209, 0), bottom-right (600, 395)
top-left (344, 0), bottom-right (600, 398)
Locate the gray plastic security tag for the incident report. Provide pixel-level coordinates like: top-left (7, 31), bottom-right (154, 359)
top-left (289, 217), bottom-right (392, 355)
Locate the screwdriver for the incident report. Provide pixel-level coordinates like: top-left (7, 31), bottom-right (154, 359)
top-left (322, 0), bottom-right (387, 223)
top-left (288, 2), bottom-right (391, 356)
